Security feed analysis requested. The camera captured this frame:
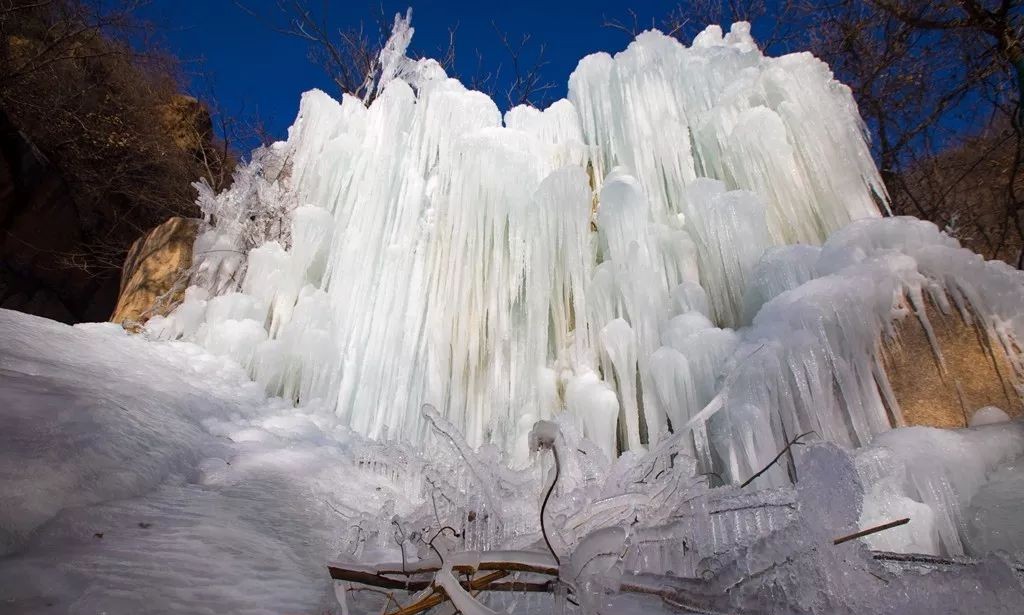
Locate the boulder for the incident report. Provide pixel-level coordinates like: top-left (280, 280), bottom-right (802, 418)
top-left (110, 217), bottom-right (200, 327)
top-left (882, 301), bottom-right (1022, 428)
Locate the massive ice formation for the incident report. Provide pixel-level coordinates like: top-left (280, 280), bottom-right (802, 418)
top-left (153, 15), bottom-right (1022, 516)
top-left (4, 14), bottom-right (1024, 614)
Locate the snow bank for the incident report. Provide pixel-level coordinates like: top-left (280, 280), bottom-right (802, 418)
top-left (0, 311), bottom-right (255, 553)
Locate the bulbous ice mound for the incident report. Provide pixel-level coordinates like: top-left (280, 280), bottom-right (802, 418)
top-left (152, 14), bottom-right (1023, 497)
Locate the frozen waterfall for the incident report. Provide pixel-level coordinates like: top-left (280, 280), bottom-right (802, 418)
top-left (150, 14), bottom-right (1021, 499)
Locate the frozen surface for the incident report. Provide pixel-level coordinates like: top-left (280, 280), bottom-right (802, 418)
top-left (2, 309), bottom-right (1024, 614)
top-left (856, 422), bottom-right (1024, 556)
top-left (965, 455), bottom-right (1024, 556)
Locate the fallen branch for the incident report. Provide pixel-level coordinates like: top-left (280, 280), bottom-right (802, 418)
top-left (328, 551), bottom-right (558, 587)
top-left (618, 572), bottom-right (751, 615)
top-left (329, 567), bottom-right (427, 591)
top-left (871, 550), bottom-right (1024, 574)
top-left (386, 570), bottom-right (508, 615)
top-left (834, 518), bottom-right (910, 545)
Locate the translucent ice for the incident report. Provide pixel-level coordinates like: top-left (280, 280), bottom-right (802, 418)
top-left (151, 18), bottom-right (1024, 546)
top-left (156, 20), bottom-right (896, 462)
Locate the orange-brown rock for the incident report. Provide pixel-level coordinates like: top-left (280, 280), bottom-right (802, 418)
top-left (883, 301), bottom-right (1022, 429)
top-left (160, 95), bottom-right (213, 154)
top-left (110, 217), bottom-right (199, 327)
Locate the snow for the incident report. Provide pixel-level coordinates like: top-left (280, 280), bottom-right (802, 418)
top-left (0, 310), bottom-right (372, 612)
top-left (970, 405), bottom-right (1011, 427)
top-left (3, 12), bottom-right (1024, 615)
top-left (2, 308), bottom-right (1023, 613)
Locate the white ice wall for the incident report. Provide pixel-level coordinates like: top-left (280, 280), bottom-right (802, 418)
top-left (153, 18), bottom-right (1021, 483)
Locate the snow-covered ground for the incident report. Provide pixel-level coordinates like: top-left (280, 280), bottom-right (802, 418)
top-left (2, 307), bottom-right (1024, 614)
top-left (0, 309), bottom-right (407, 613)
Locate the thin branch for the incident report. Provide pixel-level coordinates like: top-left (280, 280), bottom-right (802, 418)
top-left (540, 444), bottom-right (560, 566)
top-left (739, 431), bottom-right (814, 488)
top-left (834, 517), bottom-right (911, 545)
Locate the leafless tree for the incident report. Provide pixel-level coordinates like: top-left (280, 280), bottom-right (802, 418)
top-left (1, 0), bottom-right (233, 302)
top-left (240, 1), bottom-right (553, 108)
top-left (234, 0), bottom-right (388, 100)
top-left (866, 1), bottom-right (1024, 264)
top-left (489, 23), bottom-right (556, 109)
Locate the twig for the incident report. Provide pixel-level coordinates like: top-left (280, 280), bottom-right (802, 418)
top-left (739, 432), bottom-right (814, 488)
top-left (869, 549), bottom-right (1024, 573)
top-left (426, 526), bottom-right (461, 563)
top-left (391, 520), bottom-right (409, 578)
top-left (833, 518), bottom-right (910, 545)
top-left (540, 444), bottom-right (560, 566)
top-left (385, 570), bottom-right (508, 615)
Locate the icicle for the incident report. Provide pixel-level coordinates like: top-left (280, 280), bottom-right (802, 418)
top-left (156, 15), bottom-right (1023, 487)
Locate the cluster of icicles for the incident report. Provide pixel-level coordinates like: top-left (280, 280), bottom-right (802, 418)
top-left (152, 15), bottom-right (1024, 487)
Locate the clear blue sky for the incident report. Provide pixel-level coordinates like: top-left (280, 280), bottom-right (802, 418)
top-left (138, 1), bottom-right (714, 148)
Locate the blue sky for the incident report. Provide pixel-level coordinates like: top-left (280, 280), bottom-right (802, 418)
top-left (138, 1), bottom-right (712, 148)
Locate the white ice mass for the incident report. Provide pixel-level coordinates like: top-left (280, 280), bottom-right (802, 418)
top-left (2, 13), bottom-right (1024, 615)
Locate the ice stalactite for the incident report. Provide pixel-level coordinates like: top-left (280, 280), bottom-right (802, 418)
top-left (152, 12), bottom-right (1023, 510)
top-left (568, 24), bottom-right (885, 247)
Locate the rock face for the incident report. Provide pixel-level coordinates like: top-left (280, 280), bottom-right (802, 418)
top-left (161, 95), bottom-right (214, 154)
top-left (0, 108), bottom-right (120, 323)
top-left (883, 302), bottom-right (1022, 428)
top-left (110, 217), bottom-right (199, 327)
top-left (1, 83), bottom-right (222, 324)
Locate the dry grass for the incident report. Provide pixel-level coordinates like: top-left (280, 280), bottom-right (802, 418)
top-left (882, 300), bottom-right (1021, 428)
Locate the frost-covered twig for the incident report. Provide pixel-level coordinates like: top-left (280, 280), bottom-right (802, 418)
top-left (422, 404), bottom-right (501, 512)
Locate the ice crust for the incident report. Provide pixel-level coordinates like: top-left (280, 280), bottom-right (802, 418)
top-left (4, 14), bottom-right (1024, 614)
